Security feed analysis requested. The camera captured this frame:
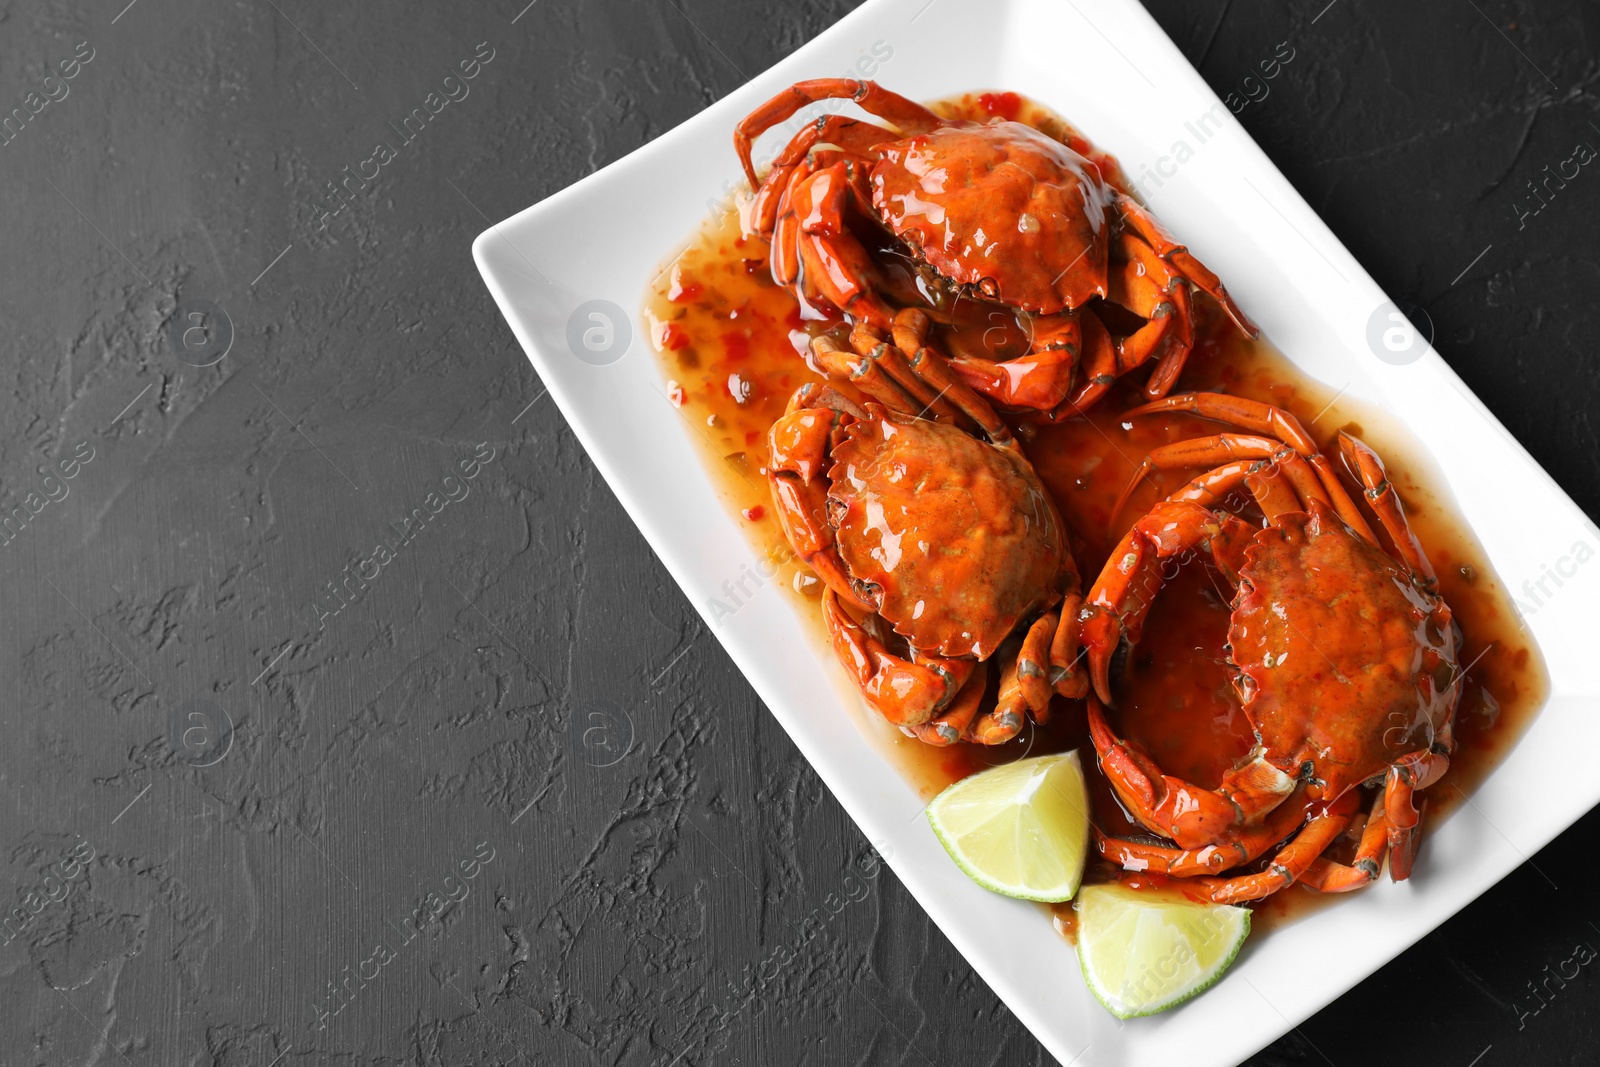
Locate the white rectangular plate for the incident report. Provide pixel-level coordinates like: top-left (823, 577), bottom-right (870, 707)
top-left (473, 1), bottom-right (1600, 1063)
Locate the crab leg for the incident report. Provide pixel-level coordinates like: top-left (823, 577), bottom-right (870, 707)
top-left (1173, 448), bottom-right (1331, 522)
top-left (1274, 450), bottom-right (1335, 511)
top-left (1125, 392), bottom-right (1318, 454)
top-left (1110, 433), bottom-right (1282, 521)
top-left (769, 150), bottom-right (860, 303)
top-left (1338, 432), bottom-right (1437, 583)
top-left (886, 309), bottom-right (1017, 447)
top-left (1112, 192), bottom-right (1257, 338)
top-left (1308, 455), bottom-right (1378, 539)
top-left (769, 470), bottom-right (866, 608)
top-left (1301, 743), bottom-right (1451, 890)
top-left (1202, 515), bottom-right (1260, 587)
top-left (1049, 593), bottom-right (1089, 699)
top-left (1107, 790), bottom-right (1365, 904)
top-left (1094, 788), bottom-right (1313, 877)
top-left (1140, 285), bottom-right (1196, 399)
top-left (1300, 790), bottom-right (1392, 892)
top-left (1384, 750), bottom-right (1450, 880)
top-left (913, 662), bottom-right (989, 745)
top-left (845, 323), bottom-right (968, 426)
top-left (1105, 236), bottom-right (1197, 398)
top-left (1246, 463), bottom-right (1303, 519)
top-left (735, 78), bottom-right (944, 190)
top-left (1166, 460), bottom-right (1269, 513)
top-left (1012, 611), bottom-right (1059, 716)
top-left (1124, 392), bottom-right (1380, 542)
top-left (809, 334), bottom-right (925, 416)
top-left (969, 612), bottom-right (1059, 745)
top-left (1195, 805), bottom-right (1353, 904)
top-left (1130, 432), bottom-right (1284, 470)
top-left (1111, 240), bottom-right (1186, 374)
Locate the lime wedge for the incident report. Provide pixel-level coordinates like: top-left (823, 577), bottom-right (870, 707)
top-left (925, 752), bottom-right (1090, 903)
top-left (1076, 883), bottom-right (1250, 1018)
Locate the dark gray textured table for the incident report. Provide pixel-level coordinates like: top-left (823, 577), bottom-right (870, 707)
top-left (2, 2), bottom-right (1595, 1064)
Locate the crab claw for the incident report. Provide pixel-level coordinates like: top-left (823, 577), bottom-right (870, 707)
top-left (1086, 696), bottom-right (1241, 849)
top-left (1078, 604), bottom-right (1121, 705)
top-left (821, 589), bottom-right (970, 728)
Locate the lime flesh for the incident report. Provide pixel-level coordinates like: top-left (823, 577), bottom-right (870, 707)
top-left (1076, 883), bottom-right (1251, 1019)
top-left (925, 752), bottom-right (1090, 903)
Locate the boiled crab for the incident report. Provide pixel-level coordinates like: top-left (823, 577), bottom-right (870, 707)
top-left (1078, 393), bottom-right (1460, 902)
top-left (735, 79), bottom-right (1256, 418)
top-left (766, 310), bottom-right (1088, 744)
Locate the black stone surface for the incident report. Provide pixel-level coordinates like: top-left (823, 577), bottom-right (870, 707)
top-left (1, 1), bottom-right (1595, 1064)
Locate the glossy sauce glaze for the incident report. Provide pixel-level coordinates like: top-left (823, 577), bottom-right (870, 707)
top-left (644, 92), bottom-right (1548, 938)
